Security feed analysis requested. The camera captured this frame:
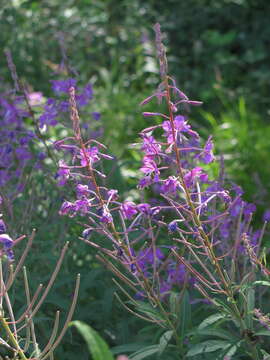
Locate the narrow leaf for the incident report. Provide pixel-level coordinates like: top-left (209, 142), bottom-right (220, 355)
top-left (187, 340), bottom-right (230, 357)
top-left (129, 345), bottom-right (160, 360)
top-left (70, 321), bottom-right (114, 360)
top-left (158, 330), bottom-right (173, 355)
top-left (198, 313), bottom-right (226, 330)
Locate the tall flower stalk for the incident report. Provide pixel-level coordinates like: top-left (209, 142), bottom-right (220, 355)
top-left (56, 24), bottom-right (270, 359)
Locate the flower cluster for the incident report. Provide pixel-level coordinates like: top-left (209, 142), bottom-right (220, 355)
top-left (40, 78), bottom-right (98, 129)
top-left (0, 217), bottom-right (14, 261)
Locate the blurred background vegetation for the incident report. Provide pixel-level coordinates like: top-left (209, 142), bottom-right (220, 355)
top-left (1, 0), bottom-right (270, 358)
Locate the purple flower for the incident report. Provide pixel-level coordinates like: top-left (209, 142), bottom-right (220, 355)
top-left (219, 220), bottom-right (231, 239)
top-left (184, 167), bottom-right (207, 188)
top-left (141, 133), bottom-right (161, 155)
top-left (76, 184), bottom-right (91, 198)
top-left (0, 234), bottom-right (13, 248)
top-left (74, 199), bottom-right (90, 215)
top-left (263, 209), bottom-right (270, 222)
top-left (39, 98), bottom-right (58, 128)
top-left (82, 228), bottom-right (92, 239)
top-left (27, 92), bottom-right (43, 106)
top-left (162, 115), bottom-right (198, 144)
top-left (167, 263), bottom-right (186, 285)
top-left (56, 160), bottom-right (70, 186)
top-left (137, 203), bottom-right (151, 214)
top-left (168, 220), bottom-right (178, 232)
top-left (92, 112), bottom-right (101, 121)
top-left (243, 202), bottom-right (256, 216)
top-left (140, 156), bottom-right (159, 175)
top-left (79, 147), bottom-right (100, 166)
top-left (137, 203), bottom-right (160, 216)
top-left (100, 206), bottom-right (113, 224)
top-left (121, 201), bottom-right (138, 219)
top-left (0, 219), bottom-right (7, 234)
top-left (59, 201), bottom-right (76, 217)
top-left (137, 247), bottom-right (164, 272)
top-left (161, 176), bottom-right (179, 194)
top-left (107, 189), bottom-right (118, 200)
top-left (51, 78), bottom-right (77, 94)
top-left (0, 234), bottom-right (14, 261)
top-left (230, 198), bottom-right (244, 217)
top-left (15, 147), bottom-right (32, 161)
top-left (76, 83), bottom-right (93, 107)
top-left (138, 176), bottom-right (153, 189)
top-left (198, 136), bottom-right (214, 164)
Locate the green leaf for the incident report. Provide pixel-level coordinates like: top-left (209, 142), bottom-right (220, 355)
top-left (129, 345), bottom-right (160, 360)
top-left (252, 281), bottom-right (270, 287)
top-left (193, 328), bottom-right (234, 341)
top-left (261, 349), bottom-right (270, 360)
top-left (169, 291), bottom-right (179, 316)
top-left (134, 301), bottom-right (166, 322)
top-left (179, 291), bottom-right (191, 340)
top-left (186, 340), bottom-right (230, 357)
top-left (255, 330), bottom-right (270, 336)
top-left (246, 288), bottom-right (255, 329)
top-left (69, 321), bottom-right (114, 360)
top-left (158, 330), bottom-right (173, 355)
top-left (111, 343), bottom-right (149, 355)
top-left (198, 313), bottom-right (227, 330)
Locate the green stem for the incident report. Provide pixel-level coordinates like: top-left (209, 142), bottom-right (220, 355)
top-left (0, 316), bottom-right (28, 360)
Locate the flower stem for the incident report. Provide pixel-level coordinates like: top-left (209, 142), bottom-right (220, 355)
top-left (0, 315), bottom-right (28, 360)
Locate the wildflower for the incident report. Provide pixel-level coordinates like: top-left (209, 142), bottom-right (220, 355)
top-left (107, 189), bottom-right (118, 201)
top-left (141, 133), bottom-right (161, 155)
top-left (59, 201), bottom-right (76, 217)
top-left (121, 201), bottom-right (138, 219)
top-left (263, 209), bottom-right (270, 222)
top-left (74, 199), bottom-right (90, 215)
top-left (0, 219), bottom-right (7, 234)
top-left (168, 220), bottom-right (178, 232)
top-left (100, 205), bottom-right (113, 224)
top-left (162, 115), bottom-right (199, 144)
top-left (82, 228), bottom-right (92, 239)
top-left (197, 136), bottom-right (214, 164)
top-left (161, 176), bottom-right (179, 194)
top-left (56, 160), bottom-right (70, 186)
top-left (51, 78), bottom-right (77, 94)
top-left (140, 156), bottom-right (159, 175)
top-left (0, 234), bottom-right (14, 261)
top-left (27, 92), bottom-right (44, 106)
top-left (167, 263), bottom-right (186, 285)
top-left (137, 247), bottom-right (164, 273)
top-left (76, 184), bottom-right (90, 198)
top-left (243, 202), bottom-right (256, 217)
top-left (138, 175), bottom-right (153, 189)
top-left (79, 147), bottom-right (100, 167)
top-left (75, 83), bottom-right (93, 107)
top-left (39, 98), bottom-right (58, 128)
top-left (184, 167), bottom-right (208, 188)
top-left (92, 112), bottom-right (101, 121)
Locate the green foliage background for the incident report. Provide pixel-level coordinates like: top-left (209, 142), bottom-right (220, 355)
top-left (1, 0), bottom-right (270, 359)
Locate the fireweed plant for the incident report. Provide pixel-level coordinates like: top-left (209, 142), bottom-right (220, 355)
top-left (53, 24), bottom-right (270, 359)
top-left (0, 53), bottom-right (85, 360)
top-left (0, 216), bottom-right (80, 360)
top-left (3, 25), bottom-right (270, 359)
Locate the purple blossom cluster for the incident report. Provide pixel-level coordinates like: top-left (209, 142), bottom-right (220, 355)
top-left (54, 68), bottom-right (270, 304)
top-left (0, 90), bottom-right (39, 193)
top-left (0, 217), bottom-right (14, 261)
top-left (40, 79), bottom-right (96, 129)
